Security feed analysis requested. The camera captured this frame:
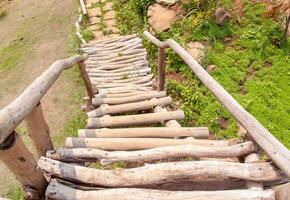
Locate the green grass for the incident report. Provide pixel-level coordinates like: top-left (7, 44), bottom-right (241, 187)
top-left (6, 186), bottom-right (24, 200)
top-left (0, 37), bottom-right (31, 72)
top-left (114, 0), bottom-right (290, 147)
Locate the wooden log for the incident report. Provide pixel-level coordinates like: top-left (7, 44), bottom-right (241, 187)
top-left (47, 142), bottom-right (255, 164)
top-left (88, 97), bottom-right (172, 117)
top-left (157, 47), bottom-right (166, 91)
top-left (88, 68), bottom-right (151, 77)
top-left (46, 181), bottom-right (275, 200)
top-left (78, 127), bottom-right (209, 138)
top-left (143, 31), bottom-right (290, 177)
top-left (66, 138), bottom-right (231, 150)
top-left (81, 35), bottom-right (137, 47)
top-left (87, 110), bottom-right (184, 128)
top-left (91, 76), bottom-right (152, 88)
top-left (245, 153), bottom-right (264, 190)
top-left (79, 0), bottom-right (87, 15)
top-left (92, 91), bottom-right (166, 106)
top-left (25, 103), bottom-right (53, 158)
top-left (91, 75), bottom-right (152, 84)
top-left (39, 157), bottom-right (279, 187)
top-left (0, 54), bottom-right (87, 143)
top-left (0, 132), bottom-right (47, 198)
top-left (94, 91), bottom-right (148, 98)
top-left (97, 86), bottom-right (152, 94)
top-left (78, 61), bottom-right (95, 105)
top-left (154, 106), bottom-right (181, 127)
top-left (90, 73), bottom-right (149, 82)
top-left (274, 182), bottom-right (290, 200)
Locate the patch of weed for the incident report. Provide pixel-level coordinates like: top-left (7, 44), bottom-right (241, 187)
top-left (5, 186), bottom-right (24, 200)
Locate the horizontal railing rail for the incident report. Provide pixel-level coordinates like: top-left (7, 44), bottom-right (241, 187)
top-left (143, 31), bottom-right (290, 177)
top-left (0, 54), bottom-right (94, 199)
top-left (0, 54), bottom-right (88, 143)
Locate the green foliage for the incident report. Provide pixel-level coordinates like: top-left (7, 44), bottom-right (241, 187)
top-left (6, 186), bottom-right (24, 200)
top-left (114, 0), bottom-right (290, 147)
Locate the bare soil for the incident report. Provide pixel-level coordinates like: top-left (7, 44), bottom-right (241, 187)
top-left (0, 0), bottom-right (79, 195)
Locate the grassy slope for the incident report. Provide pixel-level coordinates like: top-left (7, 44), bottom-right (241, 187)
top-left (114, 0), bottom-right (290, 147)
top-left (0, 0), bottom-right (87, 198)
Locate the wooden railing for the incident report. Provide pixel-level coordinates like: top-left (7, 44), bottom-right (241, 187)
top-left (143, 31), bottom-right (290, 178)
top-left (0, 54), bottom-right (93, 199)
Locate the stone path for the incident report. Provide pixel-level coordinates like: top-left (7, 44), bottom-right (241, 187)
top-left (85, 0), bottom-right (119, 40)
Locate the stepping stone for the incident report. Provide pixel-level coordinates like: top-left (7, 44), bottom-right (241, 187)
top-left (186, 42), bottom-right (205, 63)
top-left (86, 0), bottom-right (104, 3)
top-left (103, 2), bottom-right (114, 11)
top-left (87, 8), bottom-right (102, 17)
top-left (90, 17), bottom-right (101, 25)
top-left (104, 26), bottom-right (119, 34)
top-left (148, 3), bottom-right (182, 33)
top-left (104, 19), bottom-right (116, 27)
top-left (103, 10), bottom-right (116, 20)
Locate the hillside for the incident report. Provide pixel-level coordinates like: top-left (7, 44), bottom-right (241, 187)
top-left (113, 0), bottom-right (290, 148)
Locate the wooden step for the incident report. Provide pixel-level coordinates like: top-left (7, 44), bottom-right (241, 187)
top-left (65, 138), bottom-right (232, 150)
top-left (92, 91), bottom-right (166, 106)
top-left (88, 97), bottom-right (172, 117)
top-left (46, 181), bottom-right (275, 200)
top-left (78, 127), bottom-right (209, 138)
top-left (87, 110), bottom-right (184, 128)
top-left (38, 157), bottom-right (279, 187)
top-left (47, 142), bottom-right (255, 164)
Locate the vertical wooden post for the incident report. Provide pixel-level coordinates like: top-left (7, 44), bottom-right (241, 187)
top-left (157, 47), bottom-right (166, 91)
top-left (25, 103), bottom-right (53, 158)
top-left (0, 131), bottom-right (47, 199)
top-left (78, 61), bottom-right (95, 106)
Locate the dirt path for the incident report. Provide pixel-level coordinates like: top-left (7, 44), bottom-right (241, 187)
top-left (0, 0), bottom-right (80, 196)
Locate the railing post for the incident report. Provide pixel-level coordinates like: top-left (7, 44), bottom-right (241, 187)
top-left (78, 60), bottom-right (95, 106)
top-left (157, 47), bottom-right (166, 91)
top-left (25, 102), bottom-right (53, 158)
top-left (0, 131), bottom-right (47, 199)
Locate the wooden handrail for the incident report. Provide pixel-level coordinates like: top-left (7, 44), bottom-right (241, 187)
top-left (143, 31), bottom-right (290, 177)
top-left (0, 54), bottom-right (88, 144)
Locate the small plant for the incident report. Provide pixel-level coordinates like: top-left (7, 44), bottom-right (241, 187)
top-left (0, 8), bottom-right (7, 18)
top-left (82, 28), bottom-right (95, 41)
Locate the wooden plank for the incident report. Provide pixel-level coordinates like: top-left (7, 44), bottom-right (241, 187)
top-left (47, 142), bottom-right (255, 164)
top-left (39, 157), bottom-right (279, 187)
top-left (0, 55), bottom-right (88, 144)
top-left (87, 111), bottom-right (184, 128)
top-left (66, 138), bottom-right (232, 150)
top-left (78, 127), bottom-right (209, 138)
top-left (143, 31), bottom-right (290, 177)
top-left (25, 103), bottom-right (53, 158)
top-left (88, 97), bottom-right (172, 117)
top-left (92, 91), bottom-right (167, 106)
top-left (46, 181), bottom-right (275, 200)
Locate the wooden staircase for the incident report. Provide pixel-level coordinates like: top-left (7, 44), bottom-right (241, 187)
top-left (36, 35), bottom-right (281, 199)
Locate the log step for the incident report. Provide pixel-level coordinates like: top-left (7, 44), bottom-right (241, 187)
top-left (78, 127), bottom-right (210, 138)
top-left (92, 91), bottom-right (167, 105)
top-left (87, 110), bottom-right (184, 128)
top-left (65, 138), bottom-right (232, 150)
top-left (47, 142), bottom-right (255, 164)
top-left (88, 97), bottom-right (172, 117)
top-left (46, 181), bottom-right (275, 200)
top-left (38, 157), bottom-right (279, 187)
